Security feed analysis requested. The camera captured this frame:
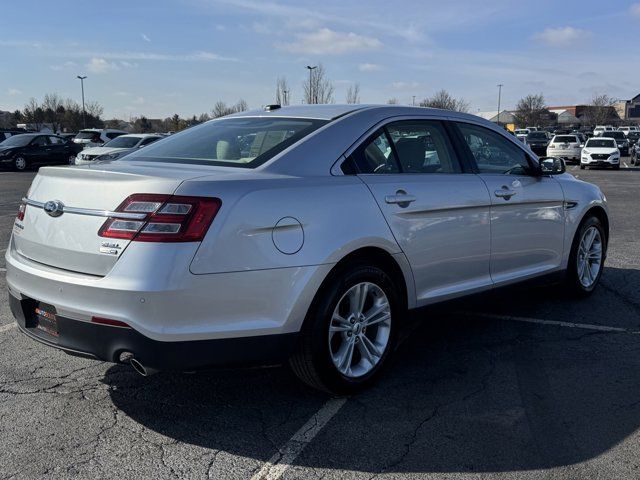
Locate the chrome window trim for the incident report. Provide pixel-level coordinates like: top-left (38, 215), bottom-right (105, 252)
top-left (22, 198), bottom-right (148, 220)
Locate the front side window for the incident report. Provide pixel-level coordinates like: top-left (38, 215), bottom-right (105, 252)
top-left (456, 123), bottom-right (532, 175)
top-left (48, 136), bottom-right (64, 144)
top-left (126, 117), bottom-right (327, 168)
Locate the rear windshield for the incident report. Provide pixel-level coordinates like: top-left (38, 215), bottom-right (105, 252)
top-left (527, 132), bottom-right (547, 139)
top-left (587, 139), bottom-right (615, 148)
top-left (125, 117), bottom-right (328, 168)
top-left (554, 136), bottom-right (578, 143)
top-left (104, 136), bottom-right (142, 148)
top-left (601, 132), bottom-right (625, 139)
top-left (76, 131), bottom-right (100, 139)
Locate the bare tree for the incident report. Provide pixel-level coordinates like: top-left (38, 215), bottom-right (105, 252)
top-left (419, 90), bottom-right (470, 113)
top-left (234, 99), bottom-right (248, 112)
top-left (513, 93), bottom-right (550, 127)
top-left (345, 83), bottom-right (361, 104)
top-left (84, 101), bottom-right (103, 119)
top-left (589, 93), bottom-right (618, 126)
top-left (275, 77), bottom-right (291, 106)
top-left (303, 64), bottom-right (334, 104)
top-left (42, 93), bottom-right (65, 132)
top-left (386, 98), bottom-right (399, 105)
top-left (211, 99), bottom-right (249, 118)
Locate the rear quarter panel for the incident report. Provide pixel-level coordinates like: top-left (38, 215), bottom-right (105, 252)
top-left (174, 176), bottom-right (402, 274)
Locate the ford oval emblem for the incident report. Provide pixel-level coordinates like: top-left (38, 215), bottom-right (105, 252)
top-left (44, 200), bottom-right (64, 218)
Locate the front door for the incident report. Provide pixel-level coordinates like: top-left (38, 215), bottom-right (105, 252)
top-left (453, 122), bottom-right (565, 285)
top-left (353, 120), bottom-right (492, 305)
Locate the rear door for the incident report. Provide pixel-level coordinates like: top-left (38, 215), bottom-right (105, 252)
top-left (353, 119), bottom-right (492, 305)
top-left (48, 136), bottom-right (68, 164)
top-left (452, 121), bottom-right (565, 285)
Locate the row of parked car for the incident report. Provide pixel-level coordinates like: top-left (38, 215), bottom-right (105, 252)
top-left (0, 128), bottom-right (164, 170)
top-left (512, 125), bottom-right (640, 170)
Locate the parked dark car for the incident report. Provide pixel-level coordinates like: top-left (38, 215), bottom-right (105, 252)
top-left (0, 133), bottom-right (82, 171)
top-left (627, 131), bottom-right (640, 147)
top-left (631, 142), bottom-right (640, 165)
top-left (600, 131), bottom-right (629, 156)
top-left (525, 131), bottom-right (550, 155)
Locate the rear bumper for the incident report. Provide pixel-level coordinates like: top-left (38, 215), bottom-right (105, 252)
top-left (6, 241), bottom-right (334, 343)
top-left (9, 294), bottom-right (297, 370)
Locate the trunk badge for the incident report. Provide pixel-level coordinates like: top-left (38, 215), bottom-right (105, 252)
top-left (44, 200), bottom-right (65, 218)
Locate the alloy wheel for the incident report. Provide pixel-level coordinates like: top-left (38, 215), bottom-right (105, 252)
top-left (577, 226), bottom-right (603, 288)
top-left (14, 157), bottom-right (26, 170)
top-left (328, 282), bottom-right (391, 378)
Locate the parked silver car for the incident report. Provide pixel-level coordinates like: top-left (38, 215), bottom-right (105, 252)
top-left (6, 105), bottom-right (609, 393)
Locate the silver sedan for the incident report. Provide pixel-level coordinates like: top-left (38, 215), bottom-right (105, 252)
top-left (6, 105), bottom-right (609, 394)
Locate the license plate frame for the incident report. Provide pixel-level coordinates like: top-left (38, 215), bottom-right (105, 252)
top-left (34, 303), bottom-right (59, 337)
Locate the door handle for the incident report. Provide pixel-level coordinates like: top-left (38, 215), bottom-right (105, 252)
top-left (494, 187), bottom-right (516, 199)
top-left (385, 191), bottom-right (416, 207)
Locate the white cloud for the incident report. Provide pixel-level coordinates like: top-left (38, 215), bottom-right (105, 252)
top-left (50, 60), bottom-right (78, 71)
top-left (533, 26), bottom-right (590, 46)
top-left (86, 57), bottom-right (119, 74)
top-left (631, 3), bottom-right (640, 18)
top-left (141, 33), bottom-right (151, 43)
top-left (7, 88), bottom-right (21, 95)
top-left (133, 96), bottom-right (145, 104)
top-left (392, 81), bottom-right (421, 90)
top-left (278, 28), bottom-right (382, 55)
top-left (358, 63), bottom-right (381, 72)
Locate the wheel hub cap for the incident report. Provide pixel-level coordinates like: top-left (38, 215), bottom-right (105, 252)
top-left (328, 282), bottom-right (392, 378)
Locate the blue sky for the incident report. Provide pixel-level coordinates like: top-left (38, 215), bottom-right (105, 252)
top-left (1, 0), bottom-right (639, 119)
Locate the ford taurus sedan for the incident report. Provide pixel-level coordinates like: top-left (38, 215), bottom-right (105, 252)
top-left (6, 105), bottom-right (609, 394)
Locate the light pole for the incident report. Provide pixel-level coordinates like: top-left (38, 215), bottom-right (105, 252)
top-left (283, 89), bottom-right (289, 106)
top-left (412, 95), bottom-right (416, 106)
top-left (77, 75), bottom-right (87, 128)
top-left (497, 84), bottom-right (503, 127)
top-left (306, 65), bottom-right (317, 104)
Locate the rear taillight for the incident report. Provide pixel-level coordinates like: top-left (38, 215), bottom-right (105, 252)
top-left (16, 203), bottom-right (25, 221)
top-left (98, 194), bottom-right (221, 242)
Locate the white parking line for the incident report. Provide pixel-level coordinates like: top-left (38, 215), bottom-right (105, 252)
top-left (624, 162), bottom-right (629, 168)
top-left (0, 267), bottom-right (6, 273)
top-left (462, 312), bottom-right (637, 334)
top-left (250, 397), bottom-right (347, 480)
top-left (0, 323), bottom-right (16, 333)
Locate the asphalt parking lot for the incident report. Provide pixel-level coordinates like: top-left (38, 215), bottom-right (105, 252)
top-left (1, 163), bottom-right (639, 480)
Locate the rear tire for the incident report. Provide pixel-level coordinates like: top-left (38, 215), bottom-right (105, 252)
top-left (289, 263), bottom-right (400, 394)
top-left (565, 215), bottom-right (606, 296)
top-left (13, 156), bottom-right (27, 171)
top-left (580, 165), bottom-right (585, 170)
top-left (613, 164), bottom-right (620, 170)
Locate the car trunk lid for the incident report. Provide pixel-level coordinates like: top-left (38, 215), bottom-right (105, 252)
top-left (13, 163), bottom-right (213, 276)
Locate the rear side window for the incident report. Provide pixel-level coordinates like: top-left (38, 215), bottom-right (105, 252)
top-left (126, 117), bottom-right (327, 168)
top-left (455, 123), bottom-right (532, 175)
top-left (351, 120), bottom-right (460, 174)
top-left (106, 132), bottom-right (124, 140)
top-left (386, 121), bottom-right (460, 173)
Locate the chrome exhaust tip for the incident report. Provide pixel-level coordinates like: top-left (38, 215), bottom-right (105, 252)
top-left (130, 358), bottom-right (158, 377)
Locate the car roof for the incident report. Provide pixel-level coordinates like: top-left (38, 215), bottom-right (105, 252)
top-left (117, 133), bottom-right (160, 138)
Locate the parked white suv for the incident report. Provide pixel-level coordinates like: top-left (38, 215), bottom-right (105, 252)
top-left (514, 129), bottom-right (530, 142)
top-left (617, 126), bottom-right (639, 136)
top-left (581, 137), bottom-right (620, 170)
top-left (547, 134), bottom-right (583, 163)
top-left (593, 125), bottom-right (614, 137)
top-left (73, 129), bottom-right (127, 149)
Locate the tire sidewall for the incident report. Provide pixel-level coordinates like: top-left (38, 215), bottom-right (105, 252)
top-left (567, 216), bottom-right (606, 294)
top-left (306, 264), bottom-right (400, 394)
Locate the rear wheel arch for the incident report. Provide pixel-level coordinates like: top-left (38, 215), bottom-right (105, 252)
top-left (304, 247), bottom-right (409, 329)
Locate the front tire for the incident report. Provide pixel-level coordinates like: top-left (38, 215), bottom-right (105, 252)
top-left (290, 264), bottom-right (400, 394)
top-left (565, 215), bottom-right (606, 296)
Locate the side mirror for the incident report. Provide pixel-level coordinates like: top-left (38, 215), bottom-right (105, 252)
top-left (539, 156), bottom-right (566, 175)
